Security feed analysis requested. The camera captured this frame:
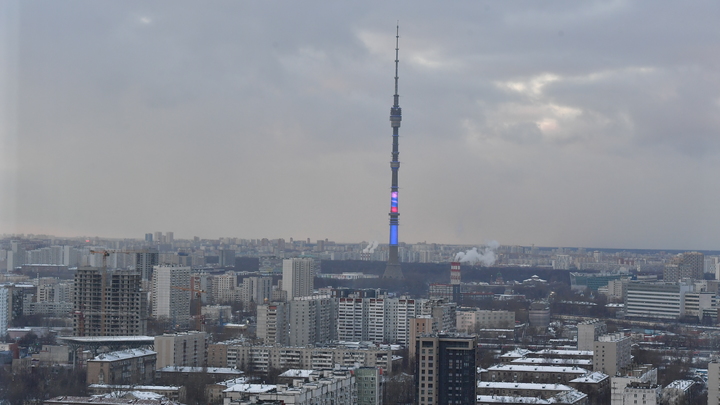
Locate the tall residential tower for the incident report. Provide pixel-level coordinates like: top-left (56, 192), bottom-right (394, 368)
top-left (383, 26), bottom-right (405, 280)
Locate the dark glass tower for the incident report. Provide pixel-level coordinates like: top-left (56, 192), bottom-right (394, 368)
top-left (383, 26), bottom-right (404, 280)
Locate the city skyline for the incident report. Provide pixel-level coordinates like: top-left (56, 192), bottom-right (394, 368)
top-left (3, 2), bottom-right (720, 250)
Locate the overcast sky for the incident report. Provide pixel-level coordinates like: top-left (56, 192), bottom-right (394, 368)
top-left (2, 1), bottom-right (720, 250)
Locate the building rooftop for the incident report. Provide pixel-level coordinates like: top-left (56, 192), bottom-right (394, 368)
top-left (279, 369), bottom-right (315, 378)
top-left (88, 385), bottom-right (181, 391)
top-left (223, 384), bottom-right (277, 394)
top-left (156, 366), bottom-right (243, 374)
top-left (477, 382), bottom-right (573, 391)
top-left (500, 349), bottom-right (532, 358)
top-left (535, 349), bottom-right (593, 357)
top-left (45, 396), bottom-right (179, 405)
top-left (477, 395), bottom-right (551, 404)
top-left (664, 380), bottom-right (695, 392)
top-left (90, 349), bottom-right (156, 362)
top-left (511, 358), bottom-right (592, 366)
top-left (486, 364), bottom-right (589, 374)
top-left (569, 372), bottom-right (609, 384)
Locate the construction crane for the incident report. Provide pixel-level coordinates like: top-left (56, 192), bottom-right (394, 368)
top-left (89, 249), bottom-right (149, 269)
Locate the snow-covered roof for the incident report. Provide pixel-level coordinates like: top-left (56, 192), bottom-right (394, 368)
top-left (535, 349), bottom-right (593, 356)
top-left (280, 369), bottom-right (314, 378)
top-left (156, 366), bottom-right (243, 374)
top-left (500, 349), bottom-right (532, 358)
top-left (216, 377), bottom-right (250, 387)
top-left (88, 385), bottom-right (180, 391)
top-left (511, 358), bottom-right (592, 366)
top-left (477, 395), bottom-right (551, 404)
top-left (664, 380), bottom-right (695, 392)
top-left (223, 384), bottom-right (276, 394)
top-left (477, 390), bottom-right (587, 404)
top-left (90, 349), bottom-right (156, 361)
top-left (486, 364), bottom-right (589, 374)
top-left (476, 381), bottom-right (573, 391)
top-left (569, 371), bottom-right (609, 384)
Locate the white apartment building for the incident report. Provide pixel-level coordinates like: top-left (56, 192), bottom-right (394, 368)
top-left (336, 295), bottom-right (427, 345)
top-left (282, 258), bottom-right (315, 300)
top-left (152, 265), bottom-right (191, 326)
top-left (212, 273), bottom-right (238, 304)
top-left (337, 297), bottom-right (365, 342)
top-left (256, 302), bottom-right (288, 345)
top-left (238, 276), bottom-right (272, 307)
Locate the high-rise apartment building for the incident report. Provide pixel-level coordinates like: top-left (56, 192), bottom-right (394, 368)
top-left (577, 319), bottom-right (607, 352)
top-left (337, 295), bottom-right (422, 345)
top-left (0, 286), bottom-right (8, 337)
top-left (709, 361), bottom-right (720, 405)
top-left (665, 252), bottom-right (705, 282)
top-left (151, 265), bottom-right (191, 327)
top-left (356, 367), bottom-right (383, 405)
top-left (282, 258), bottom-right (315, 300)
top-left (593, 333), bottom-right (631, 377)
top-left (256, 296), bottom-right (337, 346)
top-left (415, 334), bottom-right (478, 405)
top-left (135, 249), bottom-right (159, 281)
top-left (212, 272), bottom-right (238, 304)
top-left (238, 276), bottom-right (272, 307)
top-left (288, 296), bottom-right (337, 346)
top-left (73, 267), bottom-right (146, 336)
top-left (256, 302), bottom-right (288, 345)
top-left (154, 331), bottom-right (207, 368)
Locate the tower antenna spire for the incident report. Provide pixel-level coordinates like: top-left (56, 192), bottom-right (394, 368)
top-left (394, 23), bottom-right (400, 105)
top-left (383, 25), bottom-right (404, 280)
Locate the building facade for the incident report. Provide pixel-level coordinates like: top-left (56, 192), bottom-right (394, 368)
top-left (86, 349), bottom-right (157, 385)
top-left (154, 331), bottom-right (207, 368)
top-left (415, 334), bottom-right (478, 405)
top-left (73, 267), bottom-right (146, 336)
top-left (282, 258), bottom-right (315, 300)
top-left (151, 265), bottom-right (191, 327)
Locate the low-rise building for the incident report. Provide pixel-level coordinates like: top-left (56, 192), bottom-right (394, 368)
top-left (475, 381), bottom-right (575, 399)
top-left (212, 342), bottom-right (397, 374)
top-left (86, 349), bottom-right (156, 385)
top-left (88, 385), bottom-right (186, 403)
top-left (154, 331), bottom-right (207, 368)
top-left (481, 364), bottom-right (589, 384)
top-left (476, 391), bottom-right (588, 405)
top-left (222, 369), bottom-right (356, 405)
top-left (610, 365), bottom-right (657, 405)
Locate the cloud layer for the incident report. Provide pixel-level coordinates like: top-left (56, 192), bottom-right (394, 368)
top-left (2, 1), bottom-right (720, 249)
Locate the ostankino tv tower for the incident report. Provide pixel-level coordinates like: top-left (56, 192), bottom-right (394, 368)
top-left (383, 26), bottom-right (404, 280)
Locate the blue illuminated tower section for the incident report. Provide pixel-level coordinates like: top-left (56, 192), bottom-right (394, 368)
top-left (383, 26), bottom-right (404, 280)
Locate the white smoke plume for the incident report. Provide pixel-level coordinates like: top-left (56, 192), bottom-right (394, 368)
top-left (363, 240), bottom-right (379, 254)
top-left (454, 241), bottom-right (500, 266)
